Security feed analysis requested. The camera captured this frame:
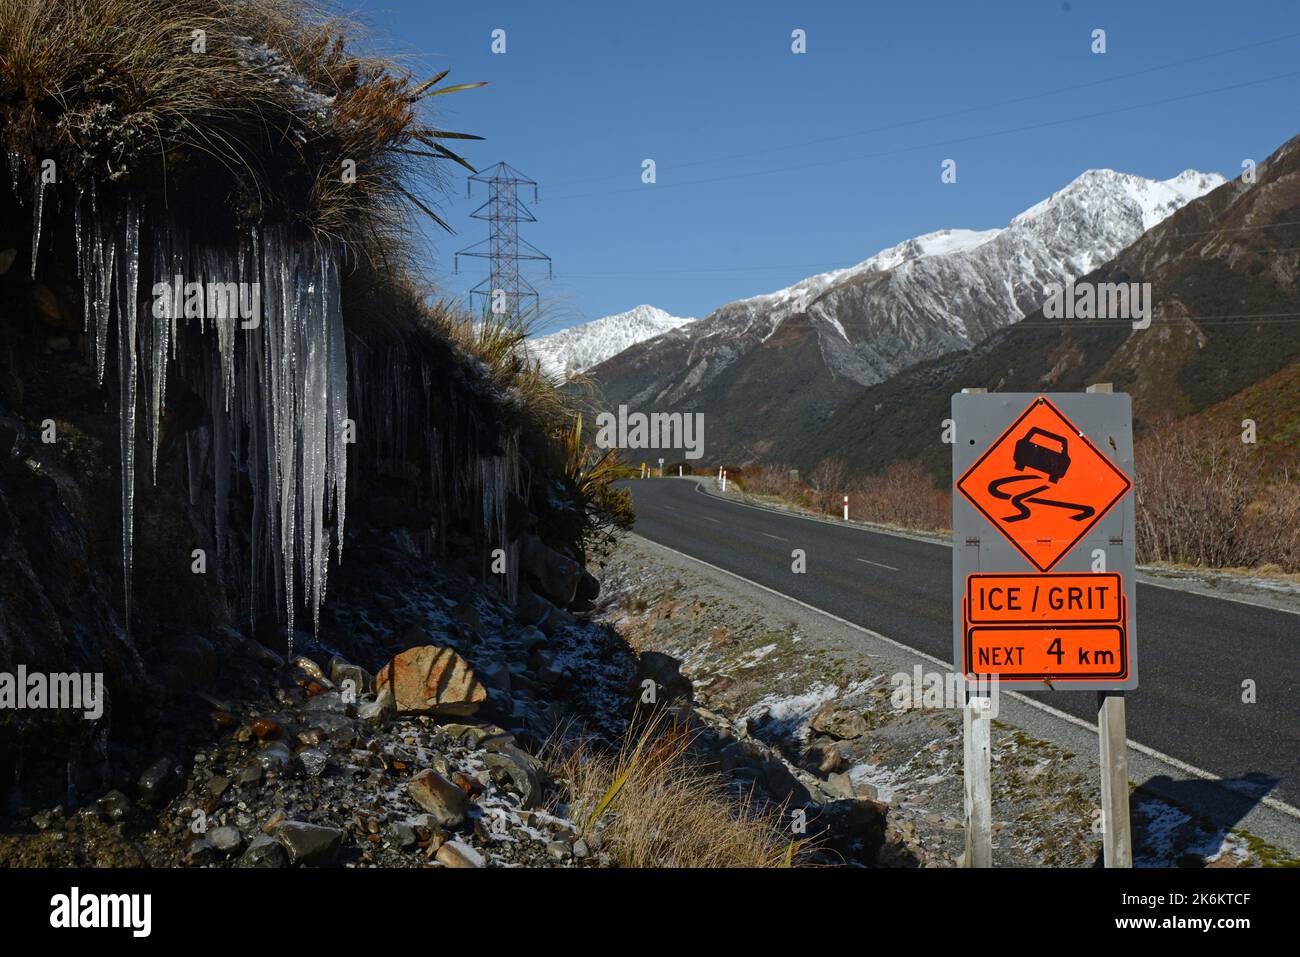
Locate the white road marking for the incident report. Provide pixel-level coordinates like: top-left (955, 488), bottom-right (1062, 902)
top-left (632, 533), bottom-right (1300, 825)
top-left (1138, 576), bottom-right (1300, 616)
top-left (762, 532), bottom-right (788, 542)
top-left (702, 516), bottom-right (721, 524)
top-left (684, 480), bottom-right (1300, 617)
top-left (856, 557), bottom-right (899, 571)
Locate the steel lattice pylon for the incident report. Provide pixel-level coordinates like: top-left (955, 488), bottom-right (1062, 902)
top-left (455, 161), bottom-right (551, 320)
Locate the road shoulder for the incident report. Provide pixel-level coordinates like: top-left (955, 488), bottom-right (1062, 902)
top-left (596, 531), bottom-right (1300, 866)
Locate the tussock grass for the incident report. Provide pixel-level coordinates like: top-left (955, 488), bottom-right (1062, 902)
top-left (0, 0), bottom-right (481, 266)
top-left (0, 0), bottom-right (631, 555)
top-left (546, 712), bottom-right (807, 868)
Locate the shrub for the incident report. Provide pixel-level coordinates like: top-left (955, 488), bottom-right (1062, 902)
top-left (1135, 418), bottom-right (1300, 570)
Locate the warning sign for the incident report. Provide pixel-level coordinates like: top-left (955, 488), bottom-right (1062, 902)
top-left (965, 573), bottom-right (1122, 624)
top-left (956, 396), bottom-right (1131, 573)
top-left (961, 573), bottom-right (1129, 680)
top-left (951, 391), bottom-right (1138, 692)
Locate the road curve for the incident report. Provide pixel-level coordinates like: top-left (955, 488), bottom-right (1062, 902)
top-left (623, 477), bottom-right (1300, 811)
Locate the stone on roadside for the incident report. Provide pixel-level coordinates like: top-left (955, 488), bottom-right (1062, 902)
top-left (297, 748), bottom-right (328, 778)
top-left (810, 702), bottom-right (870, 740)
top-left (358, 687), bottom-right (396, 724)
top-left (520, 535), bottom-right (584, 606)
top-left (208, 826), bottom-right (243, 854)
top-left (406, 769), bottom-right (469, 827)
top-left (137, 757), bottom-right (182, 807)
top-left (630, 652), bottom-right (693, 705)
top-left (271, 821), bottom-right (344, 867)
top-left (482, 741), bottom-right (542, 809)
top-left (388, 821), bottom-right (418, 849)
top-left (329, 656), bottom-right (372, 694)
top-left (435, 840), bottom-right (484, 868)
top-left (374, 646), bottom-right (487, 716)
top-left (236, 833), bottom-right (289, 868)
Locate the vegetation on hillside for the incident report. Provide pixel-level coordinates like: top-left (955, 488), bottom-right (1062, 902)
top-left (0, 0), bottom-right (631, 774)
top-left (776, 133), bottom-right (1300, 572)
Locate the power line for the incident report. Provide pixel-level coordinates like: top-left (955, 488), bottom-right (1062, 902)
top-left (547, 70), bottom-right (1300, 201)
top-left (455, 161), bottom-right (552, 319)
top-left (546, 29), bottom-right (1300, 191)
top-left (554, 227), bottom-right (1300, 281)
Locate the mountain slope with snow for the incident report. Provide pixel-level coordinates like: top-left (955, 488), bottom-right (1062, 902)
top-left (586, 167), bottom-right (1225, 461)
top-left (528, 305), bottom-right (694, 377)
top-left (792, 137), bottom-right (1300, 483)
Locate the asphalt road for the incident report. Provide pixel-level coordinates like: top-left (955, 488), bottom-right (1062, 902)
top-left (624, 478), bottom-right (1300, 811)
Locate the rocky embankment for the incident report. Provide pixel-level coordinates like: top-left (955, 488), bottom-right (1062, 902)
top-left (592, 535), bottom-right (1299, 868)
top-left (0, 523), bottom-right (901, 867)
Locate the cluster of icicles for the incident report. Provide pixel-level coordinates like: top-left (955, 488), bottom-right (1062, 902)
top-left (14, 165), bottom-right (525, 651)
top-left (65, 183), bottom-right (349, 651)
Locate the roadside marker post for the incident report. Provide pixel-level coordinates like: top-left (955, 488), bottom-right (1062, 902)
top-left (953, 385), bottom-right (1137, 867)
top-left (962, 692), bottom-right (993, 868)
top-left (843, 495), bottom-right (849, 521)
top-left (1086, 382), bottom-right (1133, 867)
top-left (722, 469), bottom-right (728, 492)
top-left (957, 387), bottom-right (992, 867)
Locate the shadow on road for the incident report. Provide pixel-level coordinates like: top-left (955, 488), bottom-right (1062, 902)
top-left (1099, 771), bottom-right (1284, 867)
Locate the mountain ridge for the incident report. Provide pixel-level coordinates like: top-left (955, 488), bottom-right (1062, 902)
top-left (586, 165), bottom-right (1225, 461)
top-left (790, 133), bottom-right (1300, 483)
top-left (528, 304), bottom-right (694, 377)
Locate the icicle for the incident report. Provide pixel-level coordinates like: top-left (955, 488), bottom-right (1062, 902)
top-left (74, 200), bottom-right (353, 648)
top-left (30, 174), bottom-right (45, 279)
top-left (116, 197), bottom-right (140, 625)
top-left (91, 183), bottom-right (114, 387)
top-left (74, 188), bottom-right (88, 337)
top-left (148, 219), bottom-right (174, 482)
top-left (5, 151), bottom-right (20, 201)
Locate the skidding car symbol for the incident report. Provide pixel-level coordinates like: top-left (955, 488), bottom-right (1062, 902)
top-left (1013, 427), bottom-right (1071, 483)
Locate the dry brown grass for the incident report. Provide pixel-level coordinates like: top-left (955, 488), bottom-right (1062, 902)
top-left (0, 0), bottom-right (481, 266)
top-left (741, 459), bottom-right (951, 533)
top-left (1136, 417), bottom-right (1300, 571)
top-left (545, 712), bottom-right (807, 868)
top-left (747, 419), bottom-right (1299, 570)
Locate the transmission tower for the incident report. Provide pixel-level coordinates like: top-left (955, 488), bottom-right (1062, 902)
top-left (455, 162), bottom-right (552, 321)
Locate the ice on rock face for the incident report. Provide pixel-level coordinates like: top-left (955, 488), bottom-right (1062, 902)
top-left (115, 197), bottom-right (141, 621)
top-left (31, 174), bottom-right (45, 279)
top-left (77, 192), bottom-right (351, 649)
top-left (77, 189), bottom-right (524, 648)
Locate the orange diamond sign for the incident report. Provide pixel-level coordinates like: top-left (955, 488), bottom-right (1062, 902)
top-left (956, 396), bottom-right (1131, 572)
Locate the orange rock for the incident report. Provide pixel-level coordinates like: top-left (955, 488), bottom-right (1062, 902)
top-left (374, 646), bottom-right (487, 716)
top-left (250, 717), bottom-right (285, 740)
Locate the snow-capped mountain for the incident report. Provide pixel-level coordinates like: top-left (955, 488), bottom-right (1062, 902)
top-left (587, 167), bottom-right (1225, 461)
top-left (528, 305), bottom-right (695, 378)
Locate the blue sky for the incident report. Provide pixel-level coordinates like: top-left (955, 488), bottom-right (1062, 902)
top-left (351, 0), bottom-right (1300, 332)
